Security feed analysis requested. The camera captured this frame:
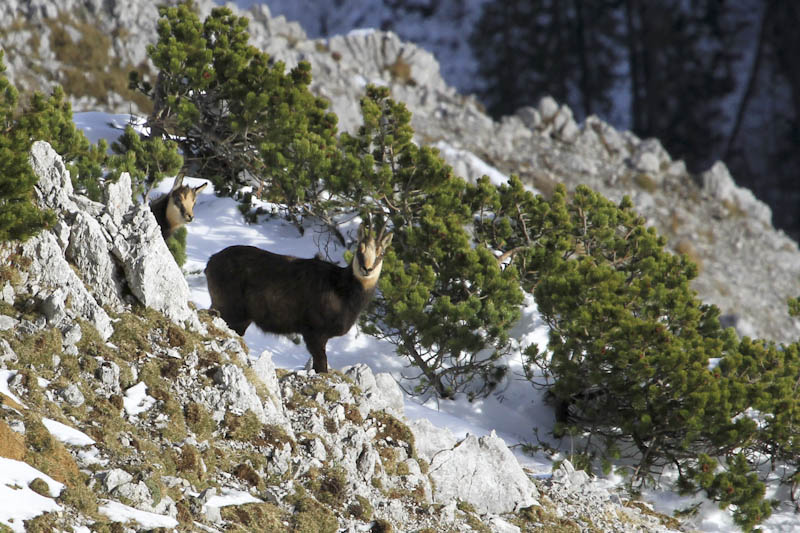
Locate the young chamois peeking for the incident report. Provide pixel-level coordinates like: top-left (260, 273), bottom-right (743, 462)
top-left (205, 221), bottom-right (393, 373)
top-left (149, 175), bottom-right (207, 240)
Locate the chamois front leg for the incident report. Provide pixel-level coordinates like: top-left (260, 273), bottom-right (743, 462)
top-left (303, 332), bottom-right (329, 373)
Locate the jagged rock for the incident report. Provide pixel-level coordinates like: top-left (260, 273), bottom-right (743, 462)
top-left (9, 231), bottom-right (114, 340)
top-left (414, 423), bottom-right (538, 515)
top-left (249, 350), bottom-right (286, 417)
top-left (702, 160), bottom-right (772, 224)
top-left (61, 323), bottom-right (82, 347)
top-left (66, 211), bottom-right (126, 312)
top-left (0, 339), bottom-right (17, 363)
top-left (488, 516), bottom-right (522, 533)
top-left (538, 95), bottom-right (560, 122)
top-left (1, 282), bottom-right (13, 304)
top-left (343, 364), bottom-right (404, 418)
top-left (30, 140), bottom-right (79, 214)
top-left (210, 364), bottom-right (276, 425)
top-left (515, 106), bottom-right (541, 130)
top-left (104, 172), bottom-right (135, 228)
top-left (102, 469), bottom-right (133, 493)
top-left (109, 200), bottom-right (194, 325)
top-left (96, 360), bottom-right (121, 391)
top-left (40, 287), bottom-right (67, 324)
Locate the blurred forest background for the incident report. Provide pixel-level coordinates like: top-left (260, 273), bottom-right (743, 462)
top-left (468, 0), bottom-right (800, 241)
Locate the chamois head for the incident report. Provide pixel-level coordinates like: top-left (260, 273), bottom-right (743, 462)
top-left (165, 174), bottom-right (207, 228)
top-left (352, 220), bottom-right (393, 290)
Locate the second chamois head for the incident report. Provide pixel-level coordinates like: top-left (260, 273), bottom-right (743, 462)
top-left (149, 175), bottom-right (207, 240)
top-left (205, 220), bottom-right (393, 373)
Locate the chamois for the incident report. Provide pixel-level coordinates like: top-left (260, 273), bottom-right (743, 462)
top-left (205, 222), bottom-right (393, 373)
top-left (149, 175), bottom-right (207, 240)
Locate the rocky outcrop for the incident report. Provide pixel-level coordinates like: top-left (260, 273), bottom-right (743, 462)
top-left (0, 141), bottom-right (199, 331)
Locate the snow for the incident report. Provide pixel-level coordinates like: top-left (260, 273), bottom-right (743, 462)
top-left (0, 369), bottom-right (26, 408)
top-left (123, 381), bottom-right (156, 416)
top-left (202, 488), bottom-right (263, 509)
top-left (0, 458), bottom-right (64, 533)
top-left (98, 500), bottom-right (179, 529)
top-left (42, 418), bottom-right (95, 447)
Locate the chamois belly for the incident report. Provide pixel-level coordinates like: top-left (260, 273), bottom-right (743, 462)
top-left (248, 286), bottom-right (365, 339)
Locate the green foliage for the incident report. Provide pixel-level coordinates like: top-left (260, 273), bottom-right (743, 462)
top-left (131, 2), bottom-right (338, 219)
top-left (164, 226), bottom-right (188, 267)
top-left (688, 454), bottom-right (771, 531)
top-left (474, 179), bottom-right (773, 528)
top-left (110, 124), bottom-right (182, 200)
top-left (353, 87), bottom-right (524, 399)
top-left (0, 51), bottom-right (55, 241)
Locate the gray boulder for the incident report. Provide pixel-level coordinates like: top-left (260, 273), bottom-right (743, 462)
top-left (410, 418), bottom-right (538, 515)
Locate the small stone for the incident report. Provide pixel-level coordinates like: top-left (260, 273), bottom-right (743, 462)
top-left (61, 383), bottom-right (85, 407)
top-left (0, 315), bottom-right (19, 331)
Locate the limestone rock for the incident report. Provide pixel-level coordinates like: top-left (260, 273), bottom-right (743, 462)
top-left (343, 364), bottom-right (404, 418)
top-left (412, 420), bottom-right (538, 515)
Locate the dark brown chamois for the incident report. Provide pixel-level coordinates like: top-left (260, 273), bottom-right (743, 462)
top-left (149, 175), bottom-right (207, 240)
top-left (205, 222), bottom-right (393, 373)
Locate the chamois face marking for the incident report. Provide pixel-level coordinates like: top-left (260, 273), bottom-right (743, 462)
top-left (151, 175), bottom-right (207, 240)
top-left (166, 186), bottom-right (204, 225)
top-left (353, 224), bottom-right (392, 290)
top-left (204, 220), bottom-right (393, 374)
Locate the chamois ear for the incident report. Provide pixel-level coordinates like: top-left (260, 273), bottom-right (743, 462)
top-left (380, 232), bottom-right (393, 249)
top-left (170, 174), bottom-right (185, 191)
top-left (194, 182), bottom-right (208, 194)
top-left (357, 222), bottom-right (367, 242)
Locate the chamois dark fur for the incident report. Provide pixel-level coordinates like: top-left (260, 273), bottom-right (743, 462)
top-left (149, 175), bottom-right (207, 240)
top-left (205, 222), bottom-right (393, 373)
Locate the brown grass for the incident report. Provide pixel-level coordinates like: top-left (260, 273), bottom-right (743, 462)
top-left (0, 419), bottom-right (25, 460)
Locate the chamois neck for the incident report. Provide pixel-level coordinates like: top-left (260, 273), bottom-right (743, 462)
top-left (165, 195), bottom-right (184, 228)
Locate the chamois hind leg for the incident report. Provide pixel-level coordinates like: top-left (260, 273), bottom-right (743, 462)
top-left (303, 332), bottom-right (329, 373)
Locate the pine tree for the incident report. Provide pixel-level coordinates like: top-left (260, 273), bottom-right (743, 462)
top-left (350, 87), bottom-right (524, 399)
top-left (0, 51), bottom-right (55, 241)
top-left (473, 179), bottom-right (771, 527)
top-left (130, 2), bottom-right (338, 223)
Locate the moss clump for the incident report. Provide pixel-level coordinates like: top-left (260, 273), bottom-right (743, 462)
top-left (369, 411), bottom-right (415, 458)
top-left (0, 419), bottom-right (25, 460)
top-left (225, 410), bottom-right (263, 442)
top-left (307, 465), bottom-right (348, 508)
top-left (22, 513), bottom-right (58, 533)
top-left (287, 486), bottom-right (340, 533)
top-left (233, 462), bottom-right (261, 487)
top-left (184, 402), bottom-right (216, 440)
top-left (28, 477), bottom-right (50, 496)
top-left (12, 328), bottom-right (62, 374)
top-left (511, 503), bottom-right (581, 532)
top-left (176, 444), bottom-right (200, 475)
top-left (343, 404), bottom-right (364, 425)
top-left (371, 518), bottom-right (393, 533)
top-left (220, 502), bottom-right (287, 532)
top-left (347, 494), bottom-right (373, 521)
top-left (57, 472), bottom-right (99, 515)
